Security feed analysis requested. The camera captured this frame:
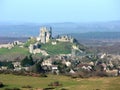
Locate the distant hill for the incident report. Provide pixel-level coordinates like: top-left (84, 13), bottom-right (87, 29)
top-left (70, 32), bottom-right (120, 40)
top-left (0, 37), bottom-right (28, 44)
top-left (0, 21), bottom-right (120, 37)
top-left (0, 24), bottom-right (40, 37)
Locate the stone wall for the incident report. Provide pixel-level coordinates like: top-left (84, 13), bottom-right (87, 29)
top-left (37, 27), bottom-right (52, 43)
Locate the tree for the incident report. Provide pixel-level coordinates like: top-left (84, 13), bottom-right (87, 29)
top-left (30, 61), bottom-right (44, 73)
top-left (0, 62), bottom-right (1, 67)
top-left (7, 63), bottom-right (14, 69)
top-left (21, 55), bottom-right (34, 67)
top-left (53, 60), bottom-right (68, 73)
top-left (0, 82), bottom-right (4, 88)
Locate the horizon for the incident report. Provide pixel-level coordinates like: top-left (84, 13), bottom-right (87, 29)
top-left (0, 20), bottom-right (120, 25)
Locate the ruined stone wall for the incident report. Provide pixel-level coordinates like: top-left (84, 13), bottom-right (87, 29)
top-left (39, 27), bottom-right (52, 43)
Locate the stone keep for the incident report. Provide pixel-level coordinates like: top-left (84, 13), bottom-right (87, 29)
top-left (39, 27), bottom-right (52, 43)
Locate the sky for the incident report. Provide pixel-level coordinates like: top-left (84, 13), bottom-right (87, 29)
top-left (0, 0), bottom-right (120, 23)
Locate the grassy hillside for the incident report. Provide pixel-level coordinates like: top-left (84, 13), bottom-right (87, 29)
top-left (0, 74), bottom-right (120, 90)
top-left (0, 46), bottom-right (29, 55)
top-left (0, 41), bottom-right (73, 60)
top-left (24, 38), bottom-right (37, 47)
top-left (41, 42), bottom-right (72, 55)
top-left (0, 46), bottom-right (29, 61)
top-left (0, 38), bottom-right (86, 59)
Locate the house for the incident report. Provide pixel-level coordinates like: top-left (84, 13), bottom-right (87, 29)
top-left (12, 62), bottom-right (21, 68)
top-left (65, 61), bottom-right (71, 67)
top-left (69, 69), bottom-right (76, 74)
top-left (101, 63), bottom-right (107, 71)
top-left (100, 53), bottom-right (107, 59)
top-left (42, 59), bottom-right (52, 66)
top-left (12, 62), bottom-right (22, 71)
top-left (106, 69), bottom-right (118, 76)
top-left (51, 65), bottom-right (58, 70)
top-left (51, 65), bottom-right (59, 75)
top-left (77, 63), bottom-right (92, 71)
top-left (62, 61), bottom-right (71, 67)
top-left (13, 67), bottom-right (22, 71)
top-left (22, 67), bottom-right (30, 71)
top-left (89, 62), bottom-right (94, 66)
top-left (0, 66), bottom-right (7, 70)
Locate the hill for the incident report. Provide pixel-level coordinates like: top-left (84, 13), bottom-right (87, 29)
top-left (0, 21), bottom-right (120, 37)
top-left (0, 37), bottom-right (86, 61)
top-left (40, 42), bottom-right (72, 55)
top-left (0, 46), bottom-right (29, 61)
top-left (70, 32), bottom-right (120, 40)
top-left (0, 37), bottom-right (28, 44)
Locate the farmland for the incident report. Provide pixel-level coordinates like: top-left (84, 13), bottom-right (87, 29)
top-left (0, 74), bottom-right (120, 90)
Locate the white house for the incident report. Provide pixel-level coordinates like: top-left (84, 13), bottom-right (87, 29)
top-left (42, 59), bottom-right (52, 66)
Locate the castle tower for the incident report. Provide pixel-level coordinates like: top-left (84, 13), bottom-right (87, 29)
top-left (29, 44), bottom-right (34, 53)
top-left (39, 27), bottom-right (52, 43)
top-left (46, 27), bottom-right (52, 42)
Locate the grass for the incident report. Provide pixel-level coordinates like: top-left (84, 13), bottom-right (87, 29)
top-left (0, 40), bottom-right (75, 56)
top-left (0, 74), bottom-right (120, 90)
top-left (0, 46), bottom-right (29, 55)
top-left (0, 46), bottom-right (30, 61)
top-left (24, 38), bottom-right (37, 48)
top-left (41, 42), bottom-right (72, 55)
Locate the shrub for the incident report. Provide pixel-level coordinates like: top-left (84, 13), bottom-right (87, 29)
top-left (12, 88), bottom-right (21, 90)
top-left (95, 71), bottom-right (108, 77)
top-left (61, 88), bottom-right (68, 90)
top-left (0, 82), bottom-right (4, 88)
top-left (21, 55), bottom-right (34, 67)
top-left (43, 87), bottom-right (55, 90)
top-left (48, 81), bottom-right (62, 87)
top-left (70, 72), bottom-right (90, 79)
top-left (40, 73), bottom-right (47, 77)
top-left (4, 88), bottom-right (21, 90)
top-left (12, 71), bottom-right (25, 76)
top-left (22, 85), bottom-right (32, 88)
top-left (71, 74), bottom-right (78, 79)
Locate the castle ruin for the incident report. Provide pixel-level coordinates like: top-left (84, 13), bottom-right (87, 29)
top-left (29, 26), bottom-right (77, 55)
top-left (56, 35), bottom-right (74, 43)
top-left (37, 27), bottom-right (52, 43)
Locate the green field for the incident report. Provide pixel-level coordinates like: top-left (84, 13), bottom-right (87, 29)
top-left (0, 74), bottom-right (120, 90)
top-left (41, 42), bottom-right (72, 55)
top-left (0, 46), bottom-right (30, 61)
top-left (0, 46), bottom-right (29, 55)
top-left (0, 41), bottom-right (72, 56)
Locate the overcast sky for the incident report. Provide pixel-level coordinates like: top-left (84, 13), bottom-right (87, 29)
top-left (0, 0), bottom-right (120, 23)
